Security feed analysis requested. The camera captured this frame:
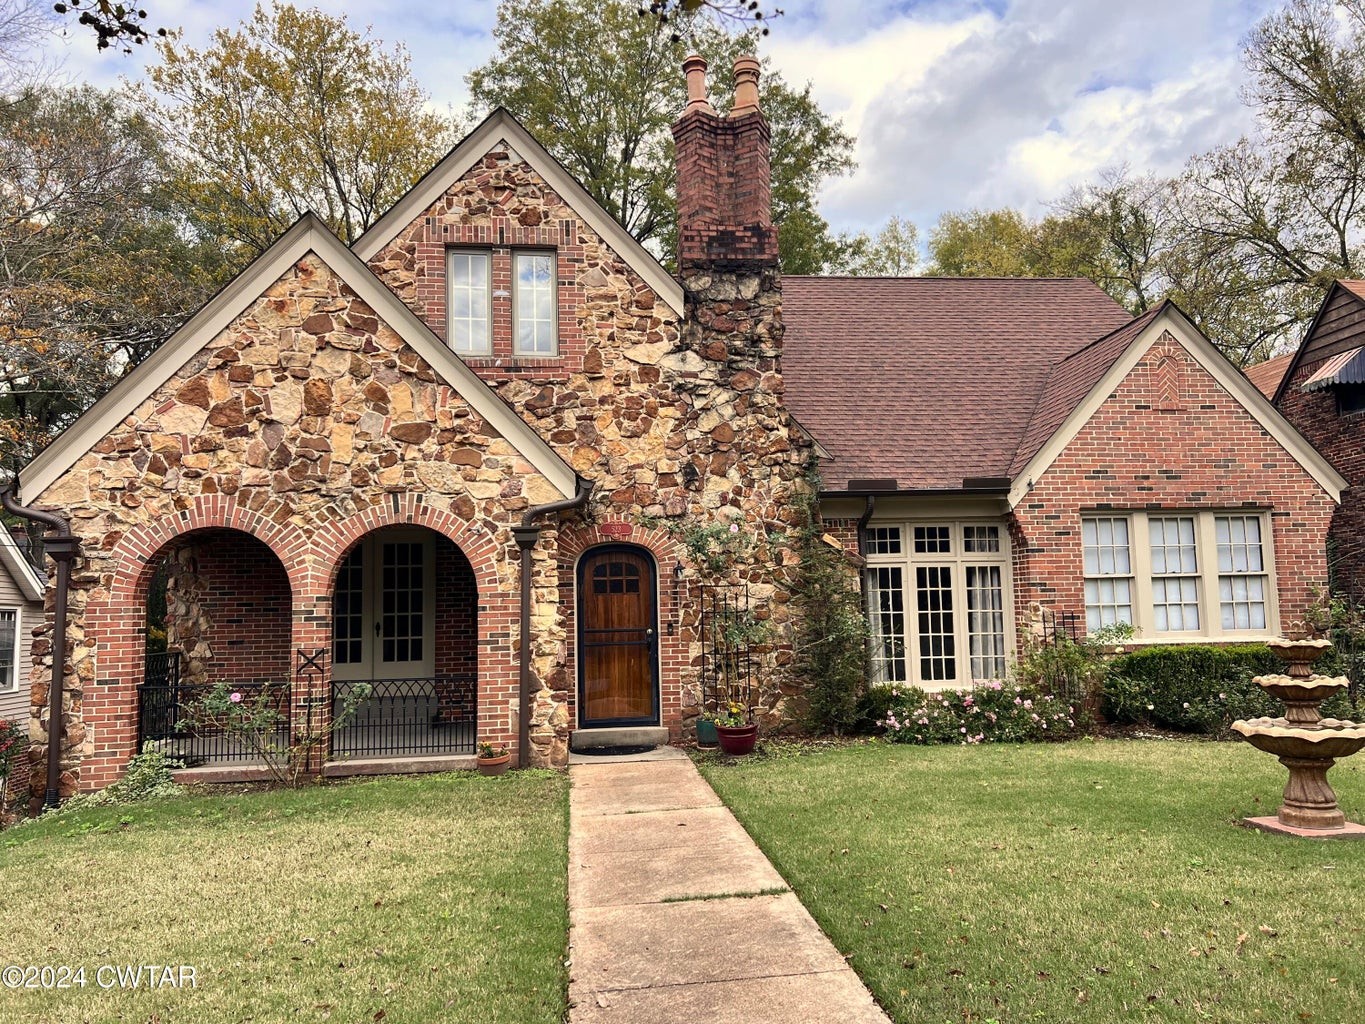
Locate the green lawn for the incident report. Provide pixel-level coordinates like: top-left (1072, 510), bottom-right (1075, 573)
top-left (0, 771), bottom-right (569, 1023)
top-left (699, 739), bottom-right (1365, 1024)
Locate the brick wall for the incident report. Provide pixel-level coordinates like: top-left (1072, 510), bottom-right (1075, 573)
top-left (1276, 366), bottom-right (1365, 593)
top-left (1012, 331), bottom-right (1335, 637)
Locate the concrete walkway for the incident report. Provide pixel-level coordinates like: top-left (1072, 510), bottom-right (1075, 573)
top-left (567, 749), bottom-right (890, 1023)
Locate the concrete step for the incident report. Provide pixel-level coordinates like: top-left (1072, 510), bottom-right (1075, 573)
top-left (570, 726), bottom-right (669, 752)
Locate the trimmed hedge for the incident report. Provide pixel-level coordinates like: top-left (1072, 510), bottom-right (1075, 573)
top-left (1101, 644), bottom-right (1357, 734)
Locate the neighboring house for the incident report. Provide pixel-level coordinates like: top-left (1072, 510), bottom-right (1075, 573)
top-left (1264, 281), bottom-right (1365, 594)
top-left (0, 527), bottom-right (43, 730)
top-left (4, 57), bottom-right (1346, 795)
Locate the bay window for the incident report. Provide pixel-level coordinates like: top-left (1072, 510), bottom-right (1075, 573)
top-left (1081, 511), bottom-right (1274, 638)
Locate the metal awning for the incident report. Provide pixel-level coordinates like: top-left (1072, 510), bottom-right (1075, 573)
top-left (1303, 346), bottom-right (1365, 390)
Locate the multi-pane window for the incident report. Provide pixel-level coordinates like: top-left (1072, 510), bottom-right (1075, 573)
top-left (868, 566), bottom-right (907, 683)
top-left (865, 520), bottom-right (1011, 688)
top-left (514, 251), bottom-right (557, 355)
top-left (1081, 512), bottom-right (1274, 638)
top-left (1217, 516), bottom-right (1268, 630)
top-left (0, 609), bottom-right (16, 693)
top-left (1149, 517), bottom-right (1200, 632)
top-left (1083, 517), bottom-right (1134, 631)
top-left (447, 250), bottom-right (491, 354)
top-left (333, 548), bottom-right (364, 666)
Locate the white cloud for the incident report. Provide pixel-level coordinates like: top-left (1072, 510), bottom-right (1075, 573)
top-left (34, 0), bottom-right (1282, 237)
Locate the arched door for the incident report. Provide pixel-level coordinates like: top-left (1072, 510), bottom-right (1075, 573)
top-left (577, 546), bottom-right (660, 727)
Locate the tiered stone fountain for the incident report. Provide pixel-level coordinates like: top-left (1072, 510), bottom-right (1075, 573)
top-left (1232, 638), bottom-right (1365, 838)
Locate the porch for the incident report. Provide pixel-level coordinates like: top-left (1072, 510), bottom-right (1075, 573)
top-left (138, 652), bottom-right (478, 774)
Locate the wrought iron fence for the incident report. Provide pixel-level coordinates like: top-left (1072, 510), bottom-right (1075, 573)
top-left (136, 680), bottom-right (291, 767)
top-left (329, 675), bottom-right (477, 759)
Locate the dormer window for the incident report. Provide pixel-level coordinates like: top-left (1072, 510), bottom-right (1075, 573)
top-left (514, 251), bottom-right (557, 356)
top-left (447, 250), bottom-right (491, 355)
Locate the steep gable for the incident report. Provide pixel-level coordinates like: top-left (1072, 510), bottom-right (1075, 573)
top-left (1273, 281), bottom-right (1365, 403)
top-left (19, 214), bottom-right (578, 505)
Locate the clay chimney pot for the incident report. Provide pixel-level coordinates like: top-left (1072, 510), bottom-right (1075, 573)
top-left (683, 54), bottom-right (713, 114)
top-left (731, 55), bottom-right (761, 116)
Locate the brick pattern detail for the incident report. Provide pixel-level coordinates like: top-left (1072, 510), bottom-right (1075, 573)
top-left (1011, 334), bottom-right (1334, 639)
top-left (1277, 362), bottom-right (1365, 591)
top-left (672, 110), bottom-right (778, 268)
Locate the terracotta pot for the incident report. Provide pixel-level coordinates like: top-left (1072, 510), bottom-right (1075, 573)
top-left (476, 752), bottom-right (512, 777)
top-left (696, 718), bottom-right (719, 749)
top-left (715, 724), bottom-right (758, 756)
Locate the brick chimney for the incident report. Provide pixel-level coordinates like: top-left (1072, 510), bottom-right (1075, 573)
top-left (671, 55), bottom-right (778, 269)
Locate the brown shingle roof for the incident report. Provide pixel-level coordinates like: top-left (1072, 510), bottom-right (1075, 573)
top-left (1244, 352), bottom-right (1293, 398)
top-left (781, 276), bottom-right (1134, 491)
top-left (1009, 304), bottom-right (1165, 477)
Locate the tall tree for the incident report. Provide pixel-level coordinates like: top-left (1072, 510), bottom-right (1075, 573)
top-left (0, 85), bottom-right (220, 467)
top-left (467, 0), bottom-right (854, 272)
top-left (139, 2), bottom-right (461, 261)
top-left (833, 215), bottom-right (920, 276)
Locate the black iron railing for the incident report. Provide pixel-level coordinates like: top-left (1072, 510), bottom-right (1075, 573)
top-left (330, 675), bottom-right (477, 759)
top-left (136, 680), bottom-right (291, 767)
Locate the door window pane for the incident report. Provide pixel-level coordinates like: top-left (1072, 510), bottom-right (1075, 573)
top-left (868, 566), bottom-right (906, 682)
top-left (916, 565), bottom-right (956, 682)
top-left (332, 548), bottom-right (364, 665)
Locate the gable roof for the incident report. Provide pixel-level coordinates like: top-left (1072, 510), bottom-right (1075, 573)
top-left (0, 527), bottom-right (43, 601)
top-left (18, 213), bottom-right (579, 504)
top-left (781, 276), bottom-right (1133, 492)
top-left (1007, 301), bottom-right (1346, 506)
top-left (1245, 352), bottom-right (1293, 398)
top-left (1273, 280), bottom-right (1365, 403)
top-left (1009, 304), bottom-right (1165, 477)
top-left (353, 108), bottom-right (684, 317)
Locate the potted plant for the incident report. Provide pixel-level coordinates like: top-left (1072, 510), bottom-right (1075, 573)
top-left (714, 701), bottom-right (758, 756)
top-left (695, 710), bottom-right (719, 749)
top-left (476, 741), bottom-right (512, 777)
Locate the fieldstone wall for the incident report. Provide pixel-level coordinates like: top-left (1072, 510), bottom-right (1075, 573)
top-left (26, 252), bottom-right (557, 794)
top-left (367, 144), bottom-right (812, 744)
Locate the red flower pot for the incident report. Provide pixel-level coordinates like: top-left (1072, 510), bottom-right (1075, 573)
top-left (715, 724), bottom-right (758, 755)
top-left (476, 753), bottom-right (512, 777)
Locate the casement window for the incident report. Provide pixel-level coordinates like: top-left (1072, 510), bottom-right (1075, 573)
top-left (446, 250), bottom-right (492, 355)
top-left (514, 251), bottom-right (557, 356)
top-left (866, 521), bottom-right (1012, 688)
top-left (0, 608), bottom-right (17, 693)
top-left (1081, 512), bottom-right (1274, 638)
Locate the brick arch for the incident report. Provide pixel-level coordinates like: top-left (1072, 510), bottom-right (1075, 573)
top-left (79, 497), bottom-right (304, 793)
top-left (555, 519), bottom-right (690, 741)
top-left (307, 496), bottom-right (503, 597)
top-left (106, 495), bottom-right (306, 604)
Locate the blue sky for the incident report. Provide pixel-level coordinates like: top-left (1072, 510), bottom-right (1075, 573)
top-left (38, 0), bottom-right (1283, 236)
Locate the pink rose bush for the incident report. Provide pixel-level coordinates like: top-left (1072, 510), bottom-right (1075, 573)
top-left (877, 682), bottom-right (1084, 745)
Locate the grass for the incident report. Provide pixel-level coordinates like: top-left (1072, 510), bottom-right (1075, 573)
top-left (698, 739), bottom-right (1365, 1024)
top-left (0, 770), bottom-right (569, 1023)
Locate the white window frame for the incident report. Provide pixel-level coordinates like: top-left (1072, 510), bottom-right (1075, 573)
top-left (0, 607), bottom-right (19, 694)
top-left (446, 249), bottom-right (492, 356)
top-left (865, 519), bottom-right (1013, 689)
top-left (1080, 511), bottom-right (1278, 641)
top-left (513, 250), bottom-right (558, 357)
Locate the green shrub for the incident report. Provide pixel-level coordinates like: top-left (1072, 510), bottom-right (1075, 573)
top-left (1100, 644), bottom-right (1356, 733)
top-left (877, 681), bottom-right (1084, 745)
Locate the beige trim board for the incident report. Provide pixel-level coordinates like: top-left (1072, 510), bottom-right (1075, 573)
top-left (1008, 305), bottom-right (1348, 508)
top-left (19, 213), bottom-right (579, 504)
top-left (352, 108), bottom-right (684, 317)
top-left (0, 529), bottom-right (42, 600)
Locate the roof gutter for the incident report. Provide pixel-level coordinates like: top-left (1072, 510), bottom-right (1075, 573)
top-left (510, 477), bottom-right (594, 769)
top-left (1, 485), bottom-right (81, 810)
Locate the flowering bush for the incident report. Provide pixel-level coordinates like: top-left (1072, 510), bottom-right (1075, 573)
top-left (0, 718), bottom-right (24, 781)
top-left (877, 681), bottom-right (1084, 745)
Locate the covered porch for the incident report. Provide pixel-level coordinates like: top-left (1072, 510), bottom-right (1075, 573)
top-left (136, 524), bottom-right (484, 773)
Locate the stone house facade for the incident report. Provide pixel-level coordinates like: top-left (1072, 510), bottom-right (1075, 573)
top-left (5, 57), bottom-right (1347, 796)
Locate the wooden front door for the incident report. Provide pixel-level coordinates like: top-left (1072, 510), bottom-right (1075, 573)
top-left (577, 546), bottom-right (659, 727)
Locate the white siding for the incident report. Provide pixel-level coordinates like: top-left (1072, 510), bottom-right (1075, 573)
top-left (0, 566), bottom-right (41, 731)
